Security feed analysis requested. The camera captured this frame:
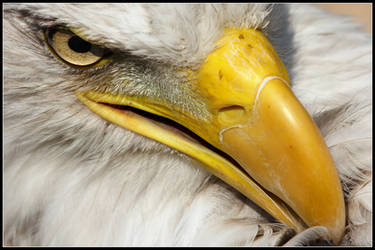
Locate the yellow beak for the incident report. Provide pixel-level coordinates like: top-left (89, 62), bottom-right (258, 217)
top-left (77, 28), bottom-right (345, 243)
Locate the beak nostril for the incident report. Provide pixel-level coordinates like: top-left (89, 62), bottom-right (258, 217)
top-left (218, 105), bottom-right (245, 112)
top-left (218, 105), bottom-right (247, 125)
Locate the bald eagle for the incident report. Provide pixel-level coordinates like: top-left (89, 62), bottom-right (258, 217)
top-left (4, 3), bottom-right (372, 246)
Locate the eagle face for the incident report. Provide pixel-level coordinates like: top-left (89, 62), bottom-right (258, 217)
top-left (4, 4), bottom-right (273, 156)
top-left (4, 3), bottom-right (371, 246)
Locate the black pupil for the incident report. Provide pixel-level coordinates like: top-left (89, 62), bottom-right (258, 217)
top-left (68, 36), bottom-right (91, 53)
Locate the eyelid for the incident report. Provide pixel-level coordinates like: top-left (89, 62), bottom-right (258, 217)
top-left (68, 27), bottom-right (98, 45)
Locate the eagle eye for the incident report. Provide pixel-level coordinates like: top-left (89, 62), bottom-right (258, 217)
top-left (44, 28), bottom-right (110, 67)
